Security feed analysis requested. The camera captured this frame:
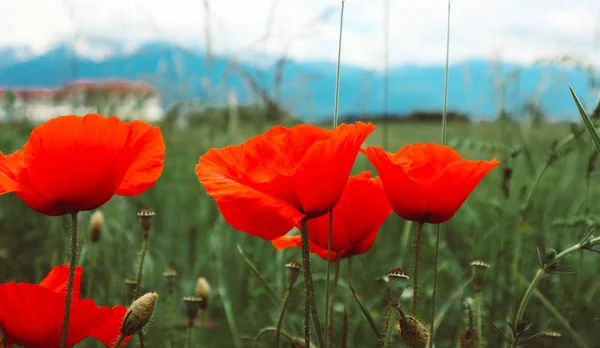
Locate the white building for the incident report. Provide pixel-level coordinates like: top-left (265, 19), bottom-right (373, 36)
top-left (0, 79), bottom-right (164, 124)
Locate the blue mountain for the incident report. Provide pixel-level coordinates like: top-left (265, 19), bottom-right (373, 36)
top-left (0, 41), bottom-right (597, 121)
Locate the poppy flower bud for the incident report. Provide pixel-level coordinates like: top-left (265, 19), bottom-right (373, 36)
top-left (285, 260), bottom-right (302, 288)
top-left (194, 277), bottom-right (211, 310)
top-left (457, 328), bottom-right (478, 348)
top-left (89, 210), bottom-right (104, 243)
top-left (163, 266), bottom-right (177, 293)
top-left (121, 292), bottom-right (158, 336)
top-left (470, 260), bottom-right (490, 292)
top-left (387, 268), bottom-right (409, 304)
top-left (137, 206), bottom-right (155, 237)
top-left (183, 295), bottom-right (203, 327)
top-left (397, 314), bottom-right (430, 348)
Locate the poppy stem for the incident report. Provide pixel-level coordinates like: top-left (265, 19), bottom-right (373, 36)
top-left (411, 222), bottom-right (424, 314)
top-left (134, 230), bottom-right (150, 348)
top-left (340, 258), bottom-right (352, 348)
top-left (324, 211), bottom-right (333, 347)
top-left (428, 224), bottom-right (440, 347)
top-left (111, 335), bottom-right (126, 348)
top-left (275, 280), bottom-right (294, 348)
top-left (327, 258), bottom-right (340, 347)
top-left (301, 219), bottom-right (325, 348)
top-left (382, 302), bottom-right (398, 348)
top-left (59, 212), bottom-right (79, 348)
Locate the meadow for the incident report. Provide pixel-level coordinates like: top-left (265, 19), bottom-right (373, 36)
top-left (0, 108), bottom-right (599, 347)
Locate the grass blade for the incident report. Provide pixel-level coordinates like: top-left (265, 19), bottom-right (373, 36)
top-left (569, 85), bottom-right (600, 153)
top-left (348, 284), bottom-right (381, 339)
top-left (237, 244), bottom-right (280, 305)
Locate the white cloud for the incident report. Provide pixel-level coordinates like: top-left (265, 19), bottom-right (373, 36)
top-left (0, 0), bottom-right (599, 68)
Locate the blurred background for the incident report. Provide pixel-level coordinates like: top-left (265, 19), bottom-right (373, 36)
top-left (1, 0), bottom-right (600, 347)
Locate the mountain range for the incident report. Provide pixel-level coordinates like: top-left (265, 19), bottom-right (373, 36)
top-left (0, 41), bottom-right (598, 122)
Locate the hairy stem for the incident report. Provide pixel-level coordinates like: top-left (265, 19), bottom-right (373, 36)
top-left (86, 243), bottom-right (97, 298)
top-left (275, 286), bottom-right (294, 347)
top-left (474, 291), bottom-right (484, 347)
top-left (134, 233), bottom-right (149, 348)
top-left (412, 222), bottom-right (424, 314)
top-left (325, 212), bottom-right (333, 348)
top-left (429, 224), bottom-right (441, 347)
top-left (301, 219), bottom-right (325, 348)
top-left (111, 335), bottom-right (126, 348)
top-left (254, 327), bottom-right (296, 348)
top-left (60, 212), bottom-right (79, 348)
top-left (382, 303), bottom-right (398, 348)
top-left (328, 258), bottom-right (340, 347)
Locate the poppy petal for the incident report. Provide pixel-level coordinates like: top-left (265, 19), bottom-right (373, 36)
top-left (115, 120), bottom-right (165, 196)
top-left (12, 114), bottom-right (162, 215)
top-left (39, 265), bottom-right (83, 300)
top-left (294, 122), bottom-right (375, 217)
top-left (197, 147), bottom-right (305, 240)
top-left (271, 234), bottom-right (346, 261)
top-left (393, 142), bottom-right (463, 189)
top-left (426, 158), bottom-right (500, 223)
top-left (86, 301), bottom-right (131, 347)
top-left (0, 151), bottom-right (21, 194)
top-left (362, 146), bottom-right (429, 222)
top-left (0, 282), bottom-right (64, 347)
top-left (306, 172), bottom-right (392, 251)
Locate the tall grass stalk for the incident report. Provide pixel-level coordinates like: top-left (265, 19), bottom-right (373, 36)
top-left (429, 2), bottom-right (452, 346)
top-left (59, 212), bottom-right (79, 348)
top-left (326, 2), bottom-right (345, 347)
top-left (382, 0), bottom-right (390, 149)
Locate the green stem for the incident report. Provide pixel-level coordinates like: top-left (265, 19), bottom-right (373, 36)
top-left (111, 334), bottom-right (126, 348)
top-left (474, 291), bottom-right (484, 347)
top-left (412, 222), bottom-right (424, 314)
top-left (382, 303), bottom-right (398, 348)
top-left (513, 268), bottom-right (545, 346)
top-left (60, 212), bottom-right (79, 348)
top-left (275, 286), bottom-right (294, 348)
top-left (253, 327), bottom-right (297, 348)
top-left (429, 224), bottom-right (440, 347)
top-left (340, 258), bottom-right (352, 348)
top-left (185, 324), bottom-right (193, 348)
top-left (166, 290), bottom-right (175, 348)
top-left (324, 212), bottom-right (333, 348)
top-left (134, 234), bottom-right (149, 348)
top-left (301, 219), bottom-right (325, 348)
top-left (134, 236), bottom-right (149, 300)
top-left (328, 258), bottom-right (340, 347)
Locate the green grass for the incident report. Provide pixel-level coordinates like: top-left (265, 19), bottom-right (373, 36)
top-left (0, 116), bottom-right (598, 347)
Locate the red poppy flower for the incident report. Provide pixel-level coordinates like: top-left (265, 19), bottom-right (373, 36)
top-left (195, 122), bottom-right (375, 240)
top-left (271, 171), bottom-right (392, 260)
top-left (361, 142), bottom-right (500, 224)
top-left (0, 265), bottom-right (130, 348)
top-left (0, 114), bottom-right (165, 216)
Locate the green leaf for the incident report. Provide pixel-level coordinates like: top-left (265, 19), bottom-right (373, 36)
top-left (569, 85), bottom-right (600, 153)
top-left (348, 284), bottom-right (381, 340)
top-left (237, 244), bottom-right (280, 305)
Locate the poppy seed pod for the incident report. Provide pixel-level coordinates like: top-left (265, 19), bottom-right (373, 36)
top-left (194, 277), bottom-right (211, 309)
top-left (163, 266), bottom-right (177, 293)
top-left (89, 210), bottom-right (104, 243)
top-left (285, 260), bottom-right (302, 287)
top-left (387, 268), bottom-right (409, 303)
top-left (545, 327), bottom-right (561, 338)
top-left (137, 206), bottom-right (155, 236)
top-left (397, 314), bottom-right (430, 348)
top-left (470, 260), bottom-right (490, 291)
top-left (183, 295), bottom-right (203, 326)
top-left (120, 292), bottom-right (158, 336)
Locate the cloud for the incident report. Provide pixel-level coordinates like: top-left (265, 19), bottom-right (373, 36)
top-left (0, 0), bottom-right (599, 68)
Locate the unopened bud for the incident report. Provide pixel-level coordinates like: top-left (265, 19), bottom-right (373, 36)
top-left (397, 314), bottom-right (430, 348)
top-left (195, 277), bottom-right (211, 310)
top-left (120, 292), bottom-right (158, 336)
top-left (470, 260), bottom-right (489, 292)
top-left (285, 260), bottom-right (302, 288)
top-left (387, 268), bottom-right (409, 303)
top-left (137, 206), bottom-right (155, 236)
top-left (183, 295), bottom-right (203, 326)
top-left (89, 210), bottom-right (104, 243)
top-left (458, 328), bottom-right (479, 348)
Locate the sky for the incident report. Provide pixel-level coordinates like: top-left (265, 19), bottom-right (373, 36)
top-left (0, 0), bottom-right (599, 69)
